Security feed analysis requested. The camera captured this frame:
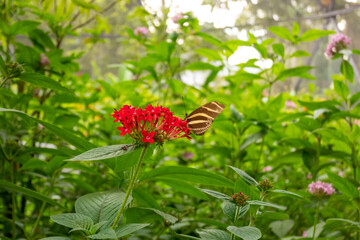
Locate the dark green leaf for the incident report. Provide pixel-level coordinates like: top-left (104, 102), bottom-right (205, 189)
top-left (51, 213), bottom-right (93, 229)
top-left (115, 223), bottom-right (150, 237)
top-left (20, 73), bottom-right (71, 92)
top-left (201, 189), bottom-right (231, 200)
top-left (68, 144), bottom-right (137, 161)
top-left (227, 226), bottom-right (262, 240)
top-left (88, 228), bottom-right (117, 239)
top-left (0, 179), bottom-right (63, 208)
top-left (198, 229), bottom-right (230, 240)
top-left (247, 200), bottom-right (286, 210)
top-left (327, 172), bottom-right (358, 198)
top-left (228, 166), bottom-right (259, 186)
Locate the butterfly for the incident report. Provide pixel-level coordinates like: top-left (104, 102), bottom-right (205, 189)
top-left (185, 101), bottom-right (225, 135)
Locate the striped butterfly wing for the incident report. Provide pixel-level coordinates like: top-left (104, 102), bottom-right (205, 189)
top-left (186, 101), bottom-right (225, 135)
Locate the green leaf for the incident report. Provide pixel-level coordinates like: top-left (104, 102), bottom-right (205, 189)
top-left (228, 166), bottom-right (259, 186)
top-left (72, 0), bottom-right (101, 10)
top-left (275, 66), bottom-right (314, 81)
top-left (269, 219), bottom-right (294, 238)
top-left (298, 29), bottom-right (335, 41)
top-left (40, 237), bottom-right (71, 240)
top-left (253, 43), bottom-right (267, 58)
top-left (0, 179), bottom-right (62, 208)
top-left (327, 172), bottom-right (358, 198)
top-left (0, 108), bottom-right (95, 151)
top-left (247, 200), bottom-right (286, 210)
top-left (201, 189), bottom-right (231, 201)
top-left (340, 60), bottom-right (354, 83)
top-left (222, 202), bottom-right (249, 222)
top-left (269, 27), bottom-right (294, 42)
top-left (139, 207), bottom-right (178, 224)
top-left (9, 20), bottom-right (40, 35)
top-left (0, 55), bottom-right (6, 75)
top-left (194, 48), bottom-right (222, 61)
top-left (194, 32), bottom-right (224, 49)
top-left (240, 131), bottom-right (266, 151)
top-left (132, 188), bottom-right (161, 209)
top-left (161, 179), bottom-right (210, 200)
top-left (314, 128), bottom-right (350, 145)
top-left (234, 178), bottom-right (260, 200)
top-left (352, 49), bottom-right (360, 55)
top-left (290, 50), bottom-right (311, 58)
top-left (115, 223), bottom-right (150, 237)
top-left (333, 80), bottom-right (349, 100)
top-left (20, 73), bottom-right (71, 92)
top-left (68, 144), bottom-right (137, 161)
top-left (88, 228), bottom-right (117, 239)
top-left (197, 229), bottom-right (231, 240)
top-left (272, 43), bottom-right (285, 58)
top-left (176, 234), bottom-right (201, 240)
top-left (185, 62), bottom-right (218, 71)
top-left (51, 213), bottom-right (93, 229)
top-left (226, 226), bottom-right (262, 240)
top-left (268, 189), bottom-right (308, 201)
top-left (292, 22), bottom-right (300, 36)
top-left (141, 166), bottom-right (234, 188)
top-left (324, 218), bottom-right (360, 231)
top-left (75, 190), bottom-right (132, 226)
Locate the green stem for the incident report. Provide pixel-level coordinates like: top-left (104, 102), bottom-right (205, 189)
top-left (112, 145), bottom-right (149, 229)
top-left (31, 171), bottom-right (58, 237)
top-left (231, 205), bottom-right (241, 240)
top-left (10, 159), bottom-right (16, 240)
top-left (312, 201), bottom-right (320, 240)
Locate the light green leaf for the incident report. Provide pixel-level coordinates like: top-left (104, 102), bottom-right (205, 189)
top-left (272, 43), bottom-right (284, 58)
top-left (68, 144), bottom-right (137, 161)
top-left (0, 179), bottom-right (62, 208)
top-left (227, 226), bottom-right (262, 240)
top-left (198, 229), bottom-right (231, 240)
top-left (324, 218), bottom-right (360, 231)
top-left (290, 50), bottom-right (311, 58)
top-left (268, 189), bottom-right (308, 201)
top-left (51, 213), bottom-right (93, 229)
top-left (75, 190), bottom-right (132, 226)
top-left (248, 200), bottom-right (286, 210)
top-left (327, 172), bottom-right (358, 198)
top-left (201, 189), bottom-right (231, 200)
top-left (275, 66), bottom-right (314, 81)
top-left (298, 29), bottom-right (335, 41)
top-left (269, 219), bottom-right (294, 238)
top-left (141, 166), bottom-right (234, 188)
top-left (240, 131), bottom-right (266, 151)
top-left (40, 237), bottom-right (72, 240)
top-left (194, 48), bottom-right (222, 61)
top-left (184, 62), bottom-right (218, 71)
top-left (292, 22), bottom-right (300, 36)
top-left (0, 108), bottom-right (95, 151)
top-left (9, 20), bottom-right (40, 35)
top-left (115, 223), bottom-right (150, 237)
top-left (333, 80), bottom-right (349, 100)
top-left (20, 73), bottom-right (71, 92)
top-left (228, 166), bottom-right (259, 186)
top-left (340, 60), bottom-right (354, 83)
top-left (88, 228), bottom-right (117, 239)
top-left (269, 27), bottom-right (294, 42)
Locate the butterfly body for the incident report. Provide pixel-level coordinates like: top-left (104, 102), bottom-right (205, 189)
top-left (185, 101), bottom-right (225, 135)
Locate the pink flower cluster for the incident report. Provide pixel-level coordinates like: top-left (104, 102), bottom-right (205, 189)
top-left (285, 100), bottom-right (297, 109)
top-left (325, 33), bottom-right (351, 58)
top-left (308, 181), bottom-right (335, 197)
top-left (134, 27), bottom-right (149, 36)
top-left (262, 166), bottom-right (273, 172)
top-left (172, 13), bottom-right (184, 23)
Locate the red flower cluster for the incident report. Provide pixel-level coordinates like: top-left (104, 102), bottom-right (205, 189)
top-left (259, 179), bottom-right (273, 192)
top-left (112, 105), bottom-right (191, 145)
top-left (232, 192), bottom-right (249, 207)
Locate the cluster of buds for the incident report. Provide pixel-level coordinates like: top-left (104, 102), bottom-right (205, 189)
top-left (231, 192), bottom-right (249, 207)
top-left (112, 105), bottom-right (191, 146)
top-left (4, 62), bottom-right (24, 78)
top-left (308, 181), bottom-right (335, 198)
top-left (259, 179), bottom-right (273, 192)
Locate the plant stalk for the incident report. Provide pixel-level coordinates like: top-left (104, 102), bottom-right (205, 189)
top-left (230, 205), bottom-right (241, 240)
top-left (312, 201), bottom-right (320, 240)
top-left (112, 145), bottom-right (148, 229)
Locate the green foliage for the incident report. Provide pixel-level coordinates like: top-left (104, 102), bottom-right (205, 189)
top-left (1, 1), bottom-right (360, 239)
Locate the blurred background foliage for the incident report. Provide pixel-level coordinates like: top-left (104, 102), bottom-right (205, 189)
top-left (1, 0), bottom-right (360, 239)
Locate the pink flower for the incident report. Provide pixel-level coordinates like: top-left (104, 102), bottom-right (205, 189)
top-left (308, 181), bottom-right (335, 197)
top-left (358, 186), bottom-right (360, 191)
top-left (302, 231), bottom-right (307, 237)
top-left (354, 119), bottom-right (360, 126)
top-left (307, 173), bottom-right (312, 179)
top-left (134, 27), bottom-right (149, 36)
top-left (338, 171), bottom-right (344, 177)
top-left (325, 33), bottom-right (351, 58)
top-left (40, 53), bottom-right (49, 66)
top-left (181, 152), bottom-right (194, 160)
top-left (262, 90), bottom-right (269, 97)
top-left (285, 100), bottom-right (297, 109)
top-left (172, 13), bottom-right (184, 23)
top-left (262, 166), bottom-right (273, 172)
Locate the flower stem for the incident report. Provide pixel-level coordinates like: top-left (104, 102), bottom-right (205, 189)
top-left (230, 206), bottom-right (241, 240)
top-left (312, 201), bottom-right (320, 240)
top-left (112, 145), bottom-right (149, 229)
